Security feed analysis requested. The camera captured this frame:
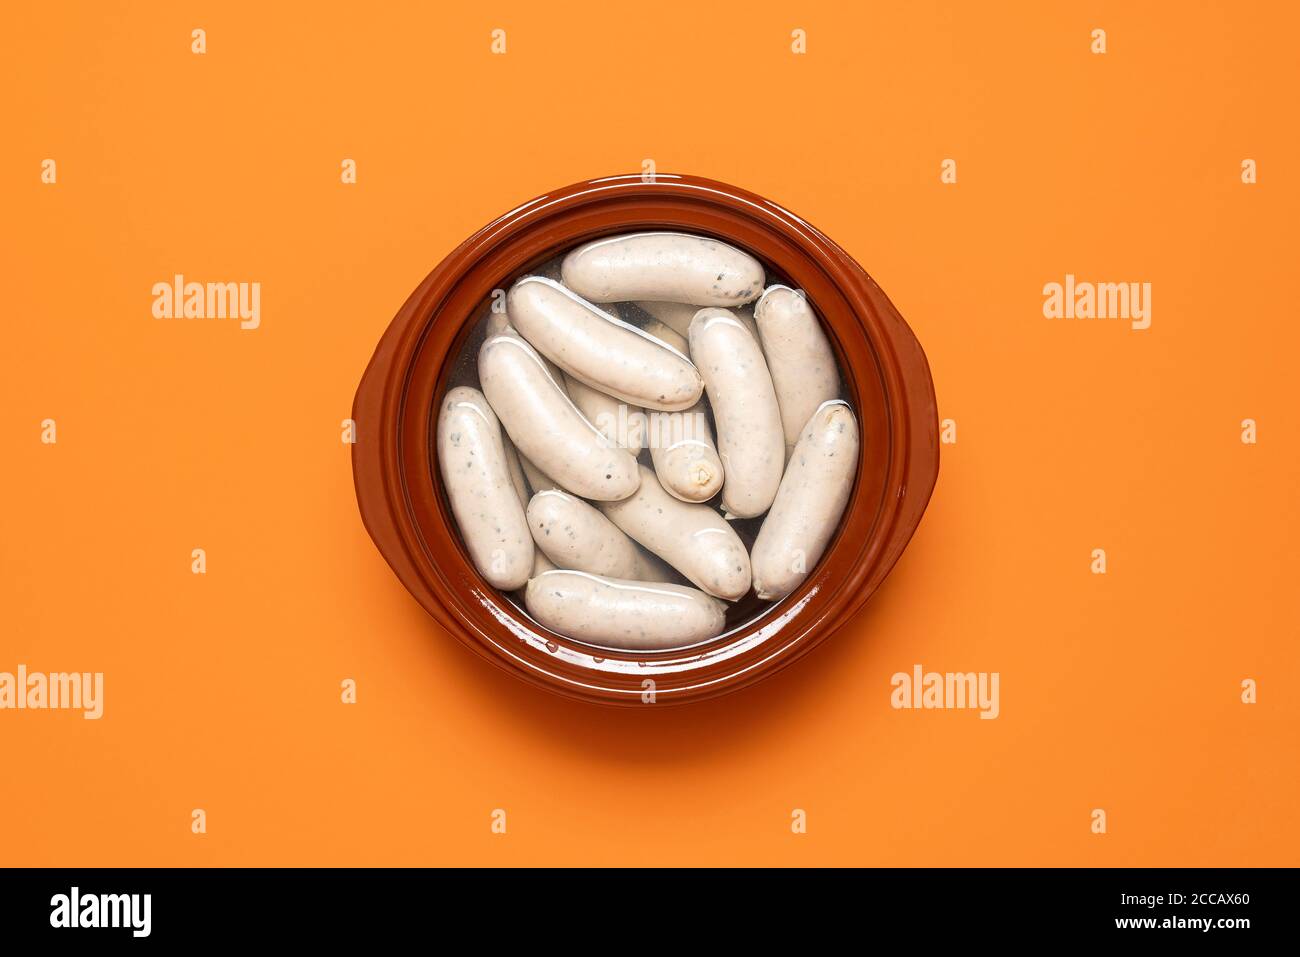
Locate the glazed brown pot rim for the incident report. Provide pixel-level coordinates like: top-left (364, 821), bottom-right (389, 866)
top-left (352, 174), bottom-right (939, 706)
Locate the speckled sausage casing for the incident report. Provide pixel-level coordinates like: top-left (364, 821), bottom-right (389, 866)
top-left (600, 465), bottom-right (751, 600)
top-left (501, 434), bottom-right (530, 508)
top-left (436, 386), bottom-right (534, 590)
top-left (527, 489), bottom-right (670, 582)
top-left (508, 276), bottom-right (701, 412)
top-left (563, 232), bottom-right (765, 307)
top-left (647, 399), bottom-right (724, 503)
top-left (636, 301), bottom-right (697, 338)
top-left (531, 549), bottom-right (557, 577)
top-left (563, 373), bottom-right (645, 455)
top-left (484, 310), bottom-right (569, 394)
top-left (639, 317), bottom-right (689, 355)
top-left (750, 400), bottom-right (859, 601)
top-left (524, 570), bottom-right (726, 650)
top-left (478, 333), bottom-right (640, 501)
top-left (517, 451), bottom-right (557, 494)
top-left (689, 308), bottom-right (785, 519)
top-left (641, 301), bottom-right (758, 342)
top-left (755, 285), bottom-right (840, 454)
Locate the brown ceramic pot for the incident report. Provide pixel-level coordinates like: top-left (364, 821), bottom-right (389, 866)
top-left (352, 174), bottom-right (939, 706)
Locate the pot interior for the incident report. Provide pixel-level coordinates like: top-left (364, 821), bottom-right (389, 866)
top-left (425, 228), bottom-right (890, 658)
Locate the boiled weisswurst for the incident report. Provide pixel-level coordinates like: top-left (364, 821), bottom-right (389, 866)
top-left (564, 232), bottom-right (765, 307)
top-left (436, 386), bottom-right (534, 590)
top-left (637, 301), bottom-right (696, 338)
top-left (637, 321), bottom-right (723, 500)
top-left (750, 401), bottom-right (859, 601)
top-left (640, 317), bottom-right (689, 355)
top-left (517, 451), bottom-right (558, 494)
top-left (484, 311), bottom-right (569, 395)
top-left (637, 301), bottom-right (758, 341)
top-left (478, 333), bottom-right (639, 501)
top-left (688, 308), bottom-right (785, 519)
top-left (527, 489), bottom-right (670, 582)
top-left (755, 286), bottom-right (840, 454)
top-left (525, 570), bottom-right (726, 649)
top-left (501, 434), bottom-right (530, 508)
top-left (508, 276), bottom-right (701, 412)
top-left (600, 465), bottom-right (751, 600)
top-left (532, 549), bottom-right (558, 576)
top-left (563, 373), bottom-right (646, 455)
top-left (647, 399), bottom-right (724, 503)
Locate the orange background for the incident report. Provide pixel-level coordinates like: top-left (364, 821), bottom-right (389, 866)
top-left (2, 1), bottom-right (1296, 866)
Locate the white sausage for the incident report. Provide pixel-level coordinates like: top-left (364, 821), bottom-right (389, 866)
top-left (755, 285), bottom-right (840, 454)
top-left (501, 434), bottom-right (530, 508)
top-left (532, 549), bottom-right (558, 576)
top-left (563, 373), bottom-right (646, 455)
top-left (637, 302), bottom-right (759, 343)
top-left (647, 400), bottom-right (724, 503)
top-left (478, 333), bottom-right (639, 501)
top-left (734, 305), bottom-right (759, 341)
top-left (636, 301), bottom-right (696, 338)
top-left (751, 401), bottom-right (859, 601)
top-left (527, 490), bottom-right (670, 582)
top-left (436, 387), bottom-right (534, 590)
top-left (483, 311), bottom-right (569, 395)
top-left (502, 438), bottom-right (571, 598)
top-left (600, 465), bottom-right (751, 600)
top-left (521, 464), bottom-right (674, 579)
top-left (564, 232), bottom-right (765, 307)
top-left (688, 308), bottom-right (785, 519)
top-left (508, 276), bottom-right (701, 412)
top-left (525, 570), bottom-right (726, 650)
top-left (517, 451), bottom-right (558, 494)
top-left (640, 318), bottom-right (689, 355)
